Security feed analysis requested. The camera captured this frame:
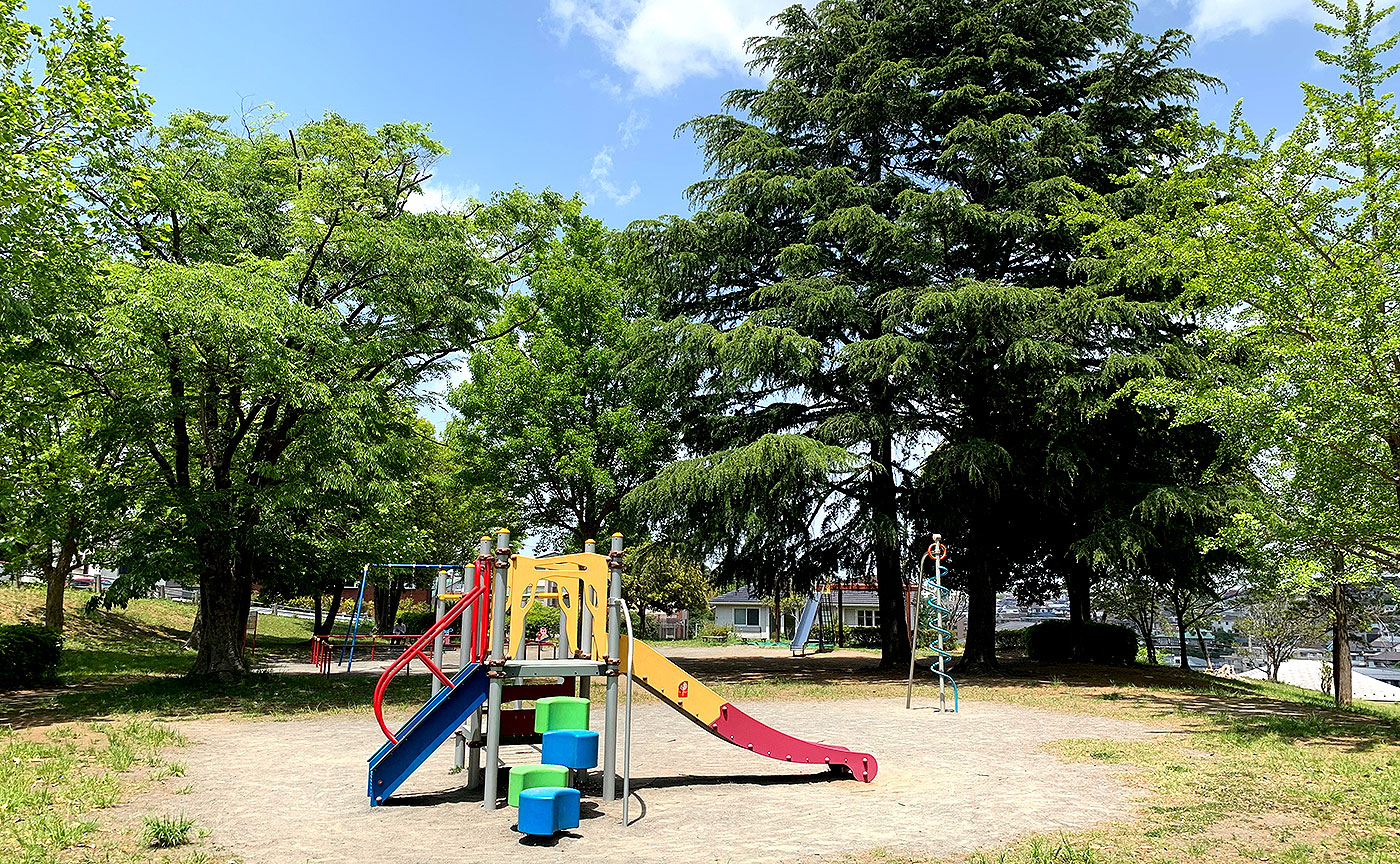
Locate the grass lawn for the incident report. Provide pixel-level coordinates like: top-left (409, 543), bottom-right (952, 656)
top-left (0, 719), bottom-right (213, 864)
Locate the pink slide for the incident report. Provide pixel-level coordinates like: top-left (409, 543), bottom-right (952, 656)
top-left (708, 702), bottom-right (878, 781)
top-left (620, 635), bottom-right (878, 782)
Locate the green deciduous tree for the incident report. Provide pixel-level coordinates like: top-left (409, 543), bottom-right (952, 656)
top-left (624, 542), bottom-right (712, 639)
top-left (1076, 0), bottom-right (1400, 703)
top-left (448, 214), bottom-right (679, 550)
top-left (66, 110), bottom-right (570, 677)
top-left (0, 1), bottom-right (148, 630)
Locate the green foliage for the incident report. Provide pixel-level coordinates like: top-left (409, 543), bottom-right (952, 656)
top-left (995, 629), bottom-right (1029, 653)
top-left (696, 623), bottom-right (733, 642)
top-left (49, 106), bottom-right (573, 676)
top-left (626, 0), bottom-right (1219, 668)
top-left (523, 603), bottom-right (560, 640)
top-left (1025, 620), bottom-right (1137, 665)
top-left (394, 600), bottom-right (435, 636)
top-left (0, 0), bottom-right (148, 329)
top-left (0, 623), bottom-right (62, 687)
top-left (623, 543), bottom-right (711, 631)
top-left (447, 213), bottom-right (678, 550)
top-left (0, 2), bottom-right (151, 633)
top-left (141, 813), bottom-right (195, 848)
top-left (845, 626), bottom-right (881, 648)
top-left (1078, 1), bottom-right (1400, 578)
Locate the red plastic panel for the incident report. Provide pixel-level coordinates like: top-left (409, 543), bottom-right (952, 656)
top-left (499, 708), bottom-right (538, 738)
top-left (502, 679), bottom-right (576, 703)
top-left (707, 703), bottom-right (878, 782)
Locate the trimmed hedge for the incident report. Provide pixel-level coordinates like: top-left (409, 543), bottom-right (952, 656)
top-left (0, 623), bottom-right (63, 687)
top-left (393, 599), bottom-right (436, 635)
top-left (995, 629), bottom-right (1029, 652)
top-left (1025, 619), bottom-right (1137, 665)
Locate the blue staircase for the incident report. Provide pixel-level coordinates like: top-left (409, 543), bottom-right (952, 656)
top-left (367, 662), bottom-right (488, 805)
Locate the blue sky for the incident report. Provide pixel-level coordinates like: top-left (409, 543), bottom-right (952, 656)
top-left (26, 1), bottom-right (1360, 227)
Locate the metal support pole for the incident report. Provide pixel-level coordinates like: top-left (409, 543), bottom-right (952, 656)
top-left (906, 536), bottom-right (936, 710)
top-left (343, 565), bottom-right (370, 672)
top-left (432, 570), bottom-right (447, 697)
top-left (614, 597), bottom-right (636, 827)
top-left (602, 533), bottom-right (623, 802)
top-left (580, 539), bottom-right (595, 700)
top-left (453, 730), bottom-right (466, 771)
top-left (483, 530), bottom-right (510, 810)
top-left (467, 706), bottom-right (483, 790)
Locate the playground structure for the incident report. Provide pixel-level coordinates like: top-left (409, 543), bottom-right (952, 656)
top-left (363, 531), bottom-right (878, 837)
top-left (790, 589), bottom-right (838, 656)
top-left (906, 535), bottom-right (958, 712)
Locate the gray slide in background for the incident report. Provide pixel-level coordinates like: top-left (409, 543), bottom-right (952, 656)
top-left (789, 595), bottom-right (820, 656)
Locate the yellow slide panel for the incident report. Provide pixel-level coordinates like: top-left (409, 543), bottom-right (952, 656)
top-left (618, 636), bottom-right (727, 726)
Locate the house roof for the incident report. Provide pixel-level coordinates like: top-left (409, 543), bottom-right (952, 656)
top-left (709, 586), bottom-right (880, 608)
top-left (1239, 659), bottom-right (1400, 702)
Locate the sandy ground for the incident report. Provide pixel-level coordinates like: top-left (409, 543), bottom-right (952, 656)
top-left (113, 694), bottom-right (1162, 864)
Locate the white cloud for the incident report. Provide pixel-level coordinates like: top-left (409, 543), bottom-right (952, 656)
top-left (405, 182), bottom-right (481, 214)
top-left (549, 0), bottom-right (803, 93)
top-left (618, 109), bottom-right (648, 146)
top-left (1180, 0), bottom-right (1317, 38)
top-left (588, 147), bottom-right (640, 205)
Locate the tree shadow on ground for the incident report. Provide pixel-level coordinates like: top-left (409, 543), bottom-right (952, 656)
top-left (1119, 688), bottom-right (1400, 751)
top-left (627, 770), bottom-right (847, 790)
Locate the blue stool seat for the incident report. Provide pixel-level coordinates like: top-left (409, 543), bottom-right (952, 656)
top-left (541, 729), bottom-right (599, 771)
top-left (517, 786), bottom-right (581, 836)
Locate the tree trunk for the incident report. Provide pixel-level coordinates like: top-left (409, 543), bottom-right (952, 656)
top-left (1333, 581), bottom-right (1352, 708)
top-left (1176, 615), bottom-right (1189, 670)
top-left (772, 589), bottom-right (782, 641)
top-left (373, 576), bottom-right (405, 634)
top-left (184, 606), bottom-right (202, 651)
top-left (1196, 630), bottom-right (1213, 671)
top-left (1135, 613), bottom-right (1157, 664)
top-left (955, 565), bottom-right (998, 672)
top-left (43, 522), bottom-right (80, 632)
top-left (837, 582), bottom-right (845, 647)
top-left (188, 533), bottom-right (253, 679)
top-left (1067, 557), bottom-right (1090, 625)
top-left (870, 429), bottom-right (910, 669)
top-left (313, 585), bottom-right (345, 638)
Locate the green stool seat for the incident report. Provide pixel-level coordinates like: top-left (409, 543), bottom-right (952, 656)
top-left (507, 764), bottom-right (569, 807)
top-left (534, 696), bottom-right (590, 732)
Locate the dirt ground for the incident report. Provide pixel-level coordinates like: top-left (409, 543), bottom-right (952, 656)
top-left (109, 686), bottom-right (1164, 864)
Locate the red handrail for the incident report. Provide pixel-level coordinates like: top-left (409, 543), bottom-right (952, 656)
top-left (372, 559), bottom-right (492, 744)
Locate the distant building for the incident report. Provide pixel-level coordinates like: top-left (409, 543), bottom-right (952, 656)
top-left (708, 586), bottom-right (884, 642)
top-left (1238, 658), bottom-right (1400, 702)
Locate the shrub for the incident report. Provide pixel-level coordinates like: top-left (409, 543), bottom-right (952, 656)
top-left (995, 629), bottom-right (1028, 652)
top-left (523, 604), bottom-right (560, 639)
top-left (697, 623), bottom-right (733, 641)
top-left (1025, 619), bottom-right (1137, 665)
top-left (845, 625), bottom-right (880, 647)
top-left (395, 600), bottom-right (435, 635)
top-left (0, 623), bottom-right (63, 687)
